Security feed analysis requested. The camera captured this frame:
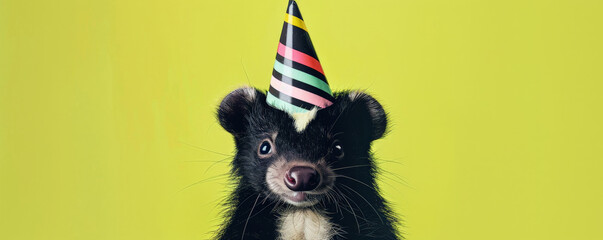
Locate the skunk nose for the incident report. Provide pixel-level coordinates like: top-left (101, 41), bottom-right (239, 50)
top-left (284, 166), bottom-right (320, 191)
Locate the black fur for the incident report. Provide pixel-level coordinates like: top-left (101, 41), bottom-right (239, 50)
top-left (215, 87), bottom-right (400, 239)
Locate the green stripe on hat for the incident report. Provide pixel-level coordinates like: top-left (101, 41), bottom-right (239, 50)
top-left (266, 92), bottom-right (309, 113)
top-left (273, 60), bottom-right (332, 95)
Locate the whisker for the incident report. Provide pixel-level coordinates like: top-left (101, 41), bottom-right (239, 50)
top-left (178, 173), bottom-right (230, 193)
top-left (182, 159), bottom-right (228, 163)
top-left (261, 192), bottom-right (272, 205)
top-left (179, 140), bottom-right (233, 157)
top-left (336, 187), bottom-right (367, 220)
top-left (241, 194), bottom-right (261, 240)
top-left (250, 200), bottom-right (275, 219)
top-left (377, 159), bottom-right (406, 166)
top-left (233, 192), bottom-right (260, 212)
top-left (377, 171), bottom-right (406, 187)
top-left (333, 191), bottom-right (346, 219)
top-left (375, 167), bottom-right (414, 189)
top-left (335, 174), bottom-right (376, 190)
top-left (204, 156), bottom-right (233, 175)
top-left (357, 156), bottom-right (405, 166)
top-left (272, 198), bottom-right (284, 213)
top-left (241, 56), bottom-right (252, 85)
top-left (331, 164), bottom-right (372, 171)
top-left (328, 108), bottom-right (346, 133)
top-left (323, 191), bottom-right (334, 210)
top-left (333, 186), bottom-right (360, 233)
top-left (378, 168), bottom-right (408, 183)
top-left (373, 174), bottom-right (399, 190)
top-left (331, 191), bottom-right (345, 219)
top-left (340, 183), bottom-right (384, 224)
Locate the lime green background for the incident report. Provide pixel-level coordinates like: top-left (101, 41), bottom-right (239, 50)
top-left (1, 0), bottom-right (602, 239)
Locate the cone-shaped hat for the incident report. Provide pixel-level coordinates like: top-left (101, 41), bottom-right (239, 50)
top-left (266, 0), bottom-right (334, 114)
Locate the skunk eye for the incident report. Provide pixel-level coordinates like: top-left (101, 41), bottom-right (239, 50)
top-left (258, 140), bottom-right (273, 157)
top-left (332, 142), bottom-right (344, 158)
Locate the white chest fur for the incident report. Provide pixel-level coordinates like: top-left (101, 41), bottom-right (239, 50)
top-left (277, 209), bottom-right (335, 240)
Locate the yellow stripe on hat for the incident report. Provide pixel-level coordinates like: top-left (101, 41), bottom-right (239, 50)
top-left (285, 13), bottom-right (307, 32)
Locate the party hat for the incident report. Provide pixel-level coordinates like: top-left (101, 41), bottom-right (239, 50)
top-left (266, 0), bottom-right (334, 114)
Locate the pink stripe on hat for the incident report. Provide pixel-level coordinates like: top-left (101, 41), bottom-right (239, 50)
top-left (271, 76), bottom-right (333, 108)
top-left (277, 43), bottom-right (325, 75)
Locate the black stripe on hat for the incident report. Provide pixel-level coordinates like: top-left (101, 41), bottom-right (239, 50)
top-left (275, 53), bottom-right (327, 83)
top-left (272, 69), bottom-right (335, 102)
top-left (286, 0), bottom-right (304, 20)
top-left (268, 86), bottom-right (315, 110)
top-left (279, 23), bottom-right (319, 61)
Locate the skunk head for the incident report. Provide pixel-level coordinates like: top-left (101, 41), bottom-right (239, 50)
top-left (218, 87), bottom-right (387, 207)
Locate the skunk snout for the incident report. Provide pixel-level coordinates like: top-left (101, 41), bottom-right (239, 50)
top-left (266, 160), bottom-right (334, 206)
top-left (284, 166), bottom-right (320, 191)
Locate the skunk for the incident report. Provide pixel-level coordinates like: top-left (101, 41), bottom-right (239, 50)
top-left (215, 87), bottom-right (400, 240)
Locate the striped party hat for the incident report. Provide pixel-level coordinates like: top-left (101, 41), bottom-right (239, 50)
top-left (266, 0), bottom-right (334, 114)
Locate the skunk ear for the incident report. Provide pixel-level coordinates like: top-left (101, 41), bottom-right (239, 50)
top-left (340, 91), bottom-right (388, 141)
top-left (217, 87), bottom-right (260, 135)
